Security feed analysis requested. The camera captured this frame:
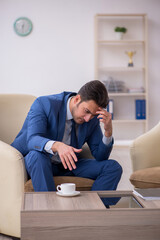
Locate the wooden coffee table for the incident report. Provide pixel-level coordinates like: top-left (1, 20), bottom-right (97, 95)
top-left (21, 191), bottom-right (160, 240)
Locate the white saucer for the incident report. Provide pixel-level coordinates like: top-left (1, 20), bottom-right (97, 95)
top-left (56, 191), bottom-right (80, 197)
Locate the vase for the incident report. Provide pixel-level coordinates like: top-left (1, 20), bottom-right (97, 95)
top-left (115, 32), bottom-right (123, 40)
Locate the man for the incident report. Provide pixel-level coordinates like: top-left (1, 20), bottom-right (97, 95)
top-left (11, 80), bottom-right (122, 205)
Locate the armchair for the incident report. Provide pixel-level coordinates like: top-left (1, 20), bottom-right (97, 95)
top-left (129, 122), bottom-right (160, 188)
top-left (0, 94), bottom-right (94, 238)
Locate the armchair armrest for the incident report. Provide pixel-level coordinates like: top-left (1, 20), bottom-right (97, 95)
top-left (130, 122), bottom-right (160, 172)
top-left (0, 140), bottom-right (27, 237)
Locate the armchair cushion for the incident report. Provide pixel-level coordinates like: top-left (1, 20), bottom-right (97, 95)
top-left (25, 176), bottom-right (94, 192)
top-left (130, 166), bottom-right (160, 188)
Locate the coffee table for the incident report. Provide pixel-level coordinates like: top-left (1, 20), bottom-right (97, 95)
top-left (21, 190), bottom-right (160, 240)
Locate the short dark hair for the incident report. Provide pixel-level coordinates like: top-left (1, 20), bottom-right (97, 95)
top-left (77, 80), bottom-right (109, 108)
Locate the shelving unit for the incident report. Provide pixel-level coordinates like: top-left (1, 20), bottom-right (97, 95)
top-left (95, 14), bottom-right (148, 145)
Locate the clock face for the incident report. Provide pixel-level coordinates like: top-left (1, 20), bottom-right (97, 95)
top-left (14, 17), bottom-right (32, 36)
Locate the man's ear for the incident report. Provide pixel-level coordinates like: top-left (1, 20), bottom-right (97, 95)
top-left (74, 94), bottom-right (81, 104)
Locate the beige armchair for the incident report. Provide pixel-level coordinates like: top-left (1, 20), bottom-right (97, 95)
top-left (130, 122), bottom-right (160, 189)
top-left (0, 94), bottom-right (94, 238)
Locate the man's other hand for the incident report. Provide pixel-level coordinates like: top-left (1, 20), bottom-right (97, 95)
top-left (96, 108), bottom-right (112, 137)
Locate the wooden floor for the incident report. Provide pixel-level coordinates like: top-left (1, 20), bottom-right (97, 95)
top-left (110, 145), bottom-right (133, 191)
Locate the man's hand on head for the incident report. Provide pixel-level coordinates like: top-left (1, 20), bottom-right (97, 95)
top-left (52, 142), bottom-right (82, 171)
top-left (96, 108), bottom-right (112, 137)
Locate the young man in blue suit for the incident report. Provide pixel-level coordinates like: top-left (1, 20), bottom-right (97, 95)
top-left (12, 80), bottom-right (122, 205)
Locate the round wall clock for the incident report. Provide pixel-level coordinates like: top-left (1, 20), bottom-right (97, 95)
top-left (14, 17), bottom-right (33, 36)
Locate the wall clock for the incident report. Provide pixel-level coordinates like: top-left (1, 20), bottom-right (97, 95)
top-left (14, 17), bottom-right (33, 36)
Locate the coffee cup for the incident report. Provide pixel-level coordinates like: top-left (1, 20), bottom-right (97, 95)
top-left (56, 183), bottom-right (76, 194)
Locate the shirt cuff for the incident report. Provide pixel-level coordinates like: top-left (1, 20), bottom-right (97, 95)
top-left (44, 140), bottom-right (56, 155)
top-left (102, 135), bottom-right (113, 145)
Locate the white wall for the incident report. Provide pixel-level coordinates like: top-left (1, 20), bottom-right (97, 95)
top-left (0, 0), bottom-right (160, 129)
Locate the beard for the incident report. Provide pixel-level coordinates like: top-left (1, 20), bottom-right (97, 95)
top-left (71, 104), bottom-right (84, 124)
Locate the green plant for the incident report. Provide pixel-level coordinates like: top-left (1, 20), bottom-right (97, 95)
top-left (114, 26), bottom-right (127, 33)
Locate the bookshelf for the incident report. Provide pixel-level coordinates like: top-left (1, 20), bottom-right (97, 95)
top-left (95, 14), bottom-right (148, 145)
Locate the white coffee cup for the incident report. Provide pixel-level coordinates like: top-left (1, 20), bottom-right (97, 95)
top-left (56, 183), bottom-right (76, 194)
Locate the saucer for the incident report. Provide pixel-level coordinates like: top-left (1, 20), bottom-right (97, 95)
top-left (56, 191), bottom-right (80, 197)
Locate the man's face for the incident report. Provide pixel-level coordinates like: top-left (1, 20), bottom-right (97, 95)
top-left (71, 97), bottom-right (100, 124)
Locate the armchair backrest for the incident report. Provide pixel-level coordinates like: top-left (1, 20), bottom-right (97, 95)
top-left (130, 121), bottom-right (160, 171)
top-left (0, 94), bottom-right (36, 144)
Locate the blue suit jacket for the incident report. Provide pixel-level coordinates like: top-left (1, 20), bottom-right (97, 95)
top-left (11, 92), bottom-right (113, 160)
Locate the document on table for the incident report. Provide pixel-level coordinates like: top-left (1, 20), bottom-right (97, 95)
top-left (133, 188), bottom-right (160, 201)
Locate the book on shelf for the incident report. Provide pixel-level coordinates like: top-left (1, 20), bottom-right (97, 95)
top-left (141, 99), bottom-right (146, 119)
top-left (133, 188), bottom-right (160, 201)
top-left (135, 99), bottom-right (146, 120)
top-left (128, 87), bottom-right (145, 93)
top-left (107, 99), bottom-right (114, 119)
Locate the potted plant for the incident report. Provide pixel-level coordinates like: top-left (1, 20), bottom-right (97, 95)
top-left (114, 26), bottom-right (127, 40)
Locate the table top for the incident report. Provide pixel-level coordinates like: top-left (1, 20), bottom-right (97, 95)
top-left (22, 192), bottom-right (106, 211)
top-left (22, 190), bottom-right (160, 212)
